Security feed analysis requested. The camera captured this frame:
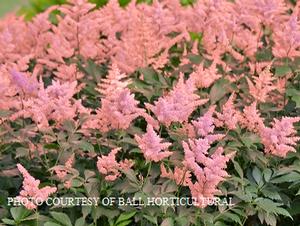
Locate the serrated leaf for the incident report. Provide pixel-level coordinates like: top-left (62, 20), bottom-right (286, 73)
top-left (271, 172), bottom-right (300, 183)
top-left (62, 120), bottom-right (75, 132)
top-left (1, 218), bottom-right (15, 225)
top-left (264, 213), bottom-right (276, 226)
top-left (50, 212), bottom-right (72, 226)
top-left (274, 207), bottom-right (293, 219)
top-left (139, 67), bottom-right (158, 84)
top-left (255, 198), bottom-right (280, 213)
top-left (84, 170), bottom-right (95, 180)
top-left (161, 217), bottom-right (174, 226)
top-left (252, 167), bottom-right (262, 185)
top-left (209, 79), bottom-right (230, 104)
top-left (263, 169), bottom-right (273, 182)
top-left (217, 212), bottom-right (242, 225)
top-left (261, 188), bottom-right (281, 201)
top-left (122, 169), bottom-right (139, 185)
top-left (175, 216), bottom-right (188, 226)
top-left (115, 211), bottom-right (136, 225)
top-left (240, 133), bottom-right (260, 148)
top-left (143, 215), bottom-right (157, 225)
top-left (258, 210), bottom-right (265, 224)
top-left (233, 160), bottom-right (243, 178)
top-left (78, 141), bottom-right (94, 152)
top-left (254, 198), bottom-right (292, 219)
top-left (15, 147), bottom-right (29, 158)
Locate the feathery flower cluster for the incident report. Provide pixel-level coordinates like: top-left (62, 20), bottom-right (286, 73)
top-left (170, 107), bottom-right (234, 207)
top-left (97, 148), bottom-right (134, 181)
top-left (272, 10), bottom-right (300, 59)
top-left (192, 106), bottom-right (216, 137)
top-left (11, 80), bottom-right (86, 129)
top-left (260, 117), bottom-right (300, 157)
top-left (146, 74), bottom-right (208, 126)
top-left (246, 65), bottom-right (276, 103)
top-left (0, 0), bottom-right (299, 213)
top-left (160, 164), bottom-right (191, 186)
top-left (241, 103), bottom-right (300, 157)
top-left (51, 154), bottom-right (76, 188)
top-left (135, 124), bottom-right (172, 162)
top-left (190, 62), bottom-right (222, 89)
top-left (240, 102), bottom-right (264, 133)
top-left (85, 65), bottom-right (144, 132)
top-left (16, 164), bottom-right (57, 209)
top-left (183, 142), bottom-right (234, 208)
top-left (10, 70), bottom-right (38, 96)
top-left (215, 93), bottom-right (240, 130)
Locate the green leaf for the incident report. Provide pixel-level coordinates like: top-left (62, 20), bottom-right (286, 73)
top-left (130, 79), bottom-right (154, 100)
top-left (218, 212), bottom-right (242, 225)
top-left (214, 221), bottom-right (228, 226)
top-left (252, 167), bottom-right (262, 185)
top-left (50, 212), bottom-right (72, 226)
top-left (116, 220), bottom-right (132, 226)
top-left (115, 211), bottom-right (136, 225)
top-left (175, 216), bottom-right (188, 226)
top-left (21, 213), bottom-right (40, 222)
top-left (255, 198), bottom-right (280, 212)
top-left (121, 169), bottom-right (139, 185)
top-left (286, 88), bottom-right (300, 107)
top-left (143, 215), bottom-right (157, 225)
top-left (161, 217), bottom-right (174, 226)
top-left (255, 49), bottom-right (273, 61)
top-left (75, 217), bottom-right (85, 226)
top-left (84, 170), bottom-right (96, 180)
top-left (45, 223), bottom-right (63, 226)
top-left (255, 198), bottom-right (292, 219)
top-left (2, 218), bottom-right (15, 225)
top-left (261, 188), bottom-right (281, 201)
top-left (274, 207), bottom-right (293, 219)
top-left (71, 178), bottom-right (84, 187)
top-left (78, 141), bottom-right (94, 152)
top-left (15, 147), bottom-right (29, 158)
top-left (10, 207), bottom-right (31, 222)
top-left (275, 65), bottom-right (291, 77)
top-left (263, 169), bottom-right (273, 182)
top-left (271, 172), bottom-right (300, 183)
top-left (240, 132), bottom-right (260, 148)
top-left (139, 67), bottom-right (158, 85)
top-left (189, 32), bottom-right (203, 42)
top-left (232, 160), bottom-right (243, 178)
top-left (264, 213), bottom-right (277, 226)
top-left (62, 120), bottom-right (75, 132)
top-left (209, 78), bottom-right (230, 104)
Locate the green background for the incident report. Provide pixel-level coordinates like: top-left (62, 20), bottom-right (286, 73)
top-left (0, 0), bottom-right (28, 17)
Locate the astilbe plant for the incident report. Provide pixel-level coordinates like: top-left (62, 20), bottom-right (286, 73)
top-left (135, 124), bottom-right (172, 162)
top-left (97, 147), bottom-right (134, 181)
top-left (145, 74), bottom-right (208, 126)
top-left (0, 0), bottom-right (299, 225)
top-left (16, 164), bottom-right (57, 210)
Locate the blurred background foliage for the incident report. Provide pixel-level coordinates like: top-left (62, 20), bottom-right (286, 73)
top-left (0, 0), bottom-right (28, 17)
